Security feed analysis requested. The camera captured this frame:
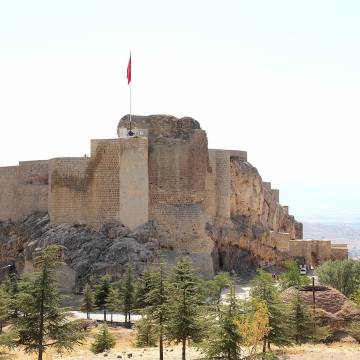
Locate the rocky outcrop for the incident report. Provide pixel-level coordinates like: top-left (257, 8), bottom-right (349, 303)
top-left (0, 212), bottom-right (166, 292)
top-left (282, 285), bottom-right (360, 328)
top-left (206, 157), bottom-right (302, 273)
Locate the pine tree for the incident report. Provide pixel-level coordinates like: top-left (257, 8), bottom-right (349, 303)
top-left (91, 324), bottom-right (115, 354)
top-left (134, 268), bottom-right (154, 310)
top-left (289, 291), bottom-right (314, 345)
top-left (144, 262), bottom-right (168, 360)
top-left (165, 257), bottom-right (205, 360)
top-left (80, 284), bottom-right (96, 320)
top-left (106, 286), bottom-right (121, 324)
top-left (207, 272), bottom-right (232, 309)
top-left (200, 285), bottom-right (242, 360)
top-left (250, 269), bottom-right (292, 353)
top-left (0, 287), bottom-right (9, 333)
top-left (95, 275), bottom-right (111, 322)
top-left (135, 313), bottom-right (158, 347)
top-left (8, 245), bottom-right (86, 360)
top-left (119, 262), bottom-right (135, 327)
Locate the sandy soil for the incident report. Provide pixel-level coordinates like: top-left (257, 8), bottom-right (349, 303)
top-left (278, 345), bottom-right (360, 359)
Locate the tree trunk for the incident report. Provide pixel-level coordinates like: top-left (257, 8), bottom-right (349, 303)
top-left (111, 312), bottom-right (113, 324)
top-left (38, 347), bottom-right (43, 360)
top-left (87, 311), bottom-right (90, 320)
top-left (262, 338), bottom-right (267, 358)
top-left (0, 321), bottom-right (2, 333)
top-left (159, 333), bottom-right (163, 360)
top-left (103, 307), bottom-right (107, 322)
top-left (182, 337), bottom-right (186, 360)
top-left (128, 312), bottom-right (131, 327)
top-left (38, 266), bottom-right (46, 360)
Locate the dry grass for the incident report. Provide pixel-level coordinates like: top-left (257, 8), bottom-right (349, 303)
top-left (2, 328), bottom-right (360, 360)
top-left (0, 326), bottom-right (202, 360)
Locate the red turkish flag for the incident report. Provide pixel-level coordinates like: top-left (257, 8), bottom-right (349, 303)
top-left (127, 55), bottom-right (131, 84)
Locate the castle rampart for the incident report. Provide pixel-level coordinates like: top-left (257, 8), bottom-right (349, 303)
top-left (0, 161), bottom-right (48, 221)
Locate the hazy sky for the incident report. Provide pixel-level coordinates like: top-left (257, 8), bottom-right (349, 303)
top-left (1, 0), bottom-right (360, 221)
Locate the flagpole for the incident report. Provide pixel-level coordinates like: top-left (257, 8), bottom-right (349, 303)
top-left (129, 79), bottom-right (132, 135)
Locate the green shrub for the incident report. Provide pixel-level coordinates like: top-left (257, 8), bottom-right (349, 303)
top-left (91, 325), bottom-right (116, 354)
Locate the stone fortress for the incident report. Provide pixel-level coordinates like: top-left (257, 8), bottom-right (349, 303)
top-left (0, 115), bottom-right (348, 275)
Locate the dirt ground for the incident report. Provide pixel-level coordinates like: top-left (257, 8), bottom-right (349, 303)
top-left (278, 343), bottom-right (360, 359)
top-left (1, 327), bottom-right (360, 360)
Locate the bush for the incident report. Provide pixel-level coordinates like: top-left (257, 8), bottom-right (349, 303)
top-left (91, 325), bottom-right (116, 354)
top-left (316, 259), bottom-right (360, 297)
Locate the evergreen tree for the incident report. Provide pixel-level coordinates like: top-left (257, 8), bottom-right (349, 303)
top-left (95, 275), bottom-right (111, 322)
top-left (134, 268), bottom-right (154, 310)
top-left (91, 324), bottom-right (115, 354)
top-left (144, 262), bottom-right (168, 360)
top-left (207, 272), bottom-right (232, 308)
top-left (135, 313), bottom-right (158, 347)
top-left (106, 286), bottom-right (121, 324)
top-left (289, 291), bottom-right (314, 345)
top-left (80, 284), bottom-right (96, 320)
top-left (165, 257), bottom-right (205, 360)
top-left (8, 245), bottom-right (86, 360)
top-left (0, 287), bottom-right (9, 333)
top-left (250, 269), bottom-right (292, 353)
top-left (200, 285), bottom-right (242, 360)
top-left (119, 262), bottom-right (135, 327)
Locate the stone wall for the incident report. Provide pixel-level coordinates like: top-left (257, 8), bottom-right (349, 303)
top-left (271, 231), bottom-right (291, 252)
top-left (288, 239), bottom-right (344, 266)
top-left (331, 244), bottom-right (349, 261)
top-left (49, 138), bottom-right (148, 229)
top-left (0, 161), bottom-right (48, 221)
top-left (148, 130), bottom-right (212, 253)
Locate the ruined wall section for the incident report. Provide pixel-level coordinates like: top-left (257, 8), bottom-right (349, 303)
top-left (0, 161), bottom-right (48, 221)
top-left (49, 138), bottom-right (148, 229)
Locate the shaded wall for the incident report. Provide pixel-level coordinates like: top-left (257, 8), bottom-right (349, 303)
top-left (49, 138), bottom-right (148, 229)
top-left (0, 161), bottom-right (48, 221)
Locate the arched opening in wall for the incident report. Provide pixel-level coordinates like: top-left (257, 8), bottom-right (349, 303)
top-left (311, 251), bottom-right (319, 267)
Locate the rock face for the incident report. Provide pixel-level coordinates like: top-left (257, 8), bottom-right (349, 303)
top-left (0, 212), bottom-right (165, 292)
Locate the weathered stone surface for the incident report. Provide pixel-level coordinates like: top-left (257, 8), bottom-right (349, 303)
top-left (282, 285), bottom-right (360, 329)
top-left (0, 212), bottom-right (166, 291)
